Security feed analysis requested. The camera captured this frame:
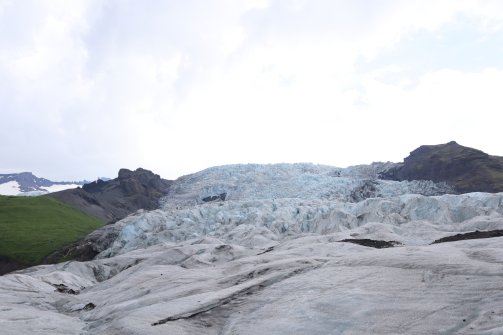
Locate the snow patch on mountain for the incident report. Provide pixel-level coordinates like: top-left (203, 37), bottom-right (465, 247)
top-left (0, 181), bottom-right (21, 196)
top-left (0, 172), bottom-right (84, 196)
top-left (40, 184), bottom-right (81, 193)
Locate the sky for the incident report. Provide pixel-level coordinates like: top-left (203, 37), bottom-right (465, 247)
top-left (2, 0), bottom-right (503, 181)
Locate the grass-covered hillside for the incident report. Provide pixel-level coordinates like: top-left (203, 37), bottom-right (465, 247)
top-left (0, 195), bottom-right (103, 268)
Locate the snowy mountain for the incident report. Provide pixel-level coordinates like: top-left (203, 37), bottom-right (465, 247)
top-left (0, 172), bottom-right (85, 196)
top-left (1, 160), bottom-right (503, 334)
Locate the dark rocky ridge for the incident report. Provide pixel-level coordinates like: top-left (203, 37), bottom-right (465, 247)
top-left (41, 223), bottom-right (124, 264)
top-left (42, 168), bottom-right (172, 263)
top-left (48, 168), bottom-right (172, 224)
top-left (381, 141), bottom-right (503, 193)
top-left (0, 255), bottom-right (28, 275)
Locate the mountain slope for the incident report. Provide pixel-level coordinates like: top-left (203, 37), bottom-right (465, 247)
top-left (48, 168), bottom-right (172, 224)
top-left (382, 141), bottom-right (503, 193)
top-left (0, 195), bottom-right (103, 274)
top-left (41, 168), bottom-right (173, 262)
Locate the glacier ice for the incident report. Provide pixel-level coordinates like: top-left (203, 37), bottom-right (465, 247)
top-left (1, 163), bottom-right (502, 334)
top-left (161, 163), bottom-right (454, 207)
top-left (99, 192), bottom-right (503, 257)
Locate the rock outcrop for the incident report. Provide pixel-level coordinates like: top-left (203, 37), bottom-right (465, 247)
top-left (381, 141), bottom-right (503, 193)
top-left (48, 168), bottom-right (172, 224)
top-left (0, 256), bottom-right (28, 276)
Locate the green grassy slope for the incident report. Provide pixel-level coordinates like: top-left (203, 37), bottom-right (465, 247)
top-left (0, 195), bottom-right (103, 266)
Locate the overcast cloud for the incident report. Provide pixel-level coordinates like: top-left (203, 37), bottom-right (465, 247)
top-left (1, 0), bottom-right (503, 180)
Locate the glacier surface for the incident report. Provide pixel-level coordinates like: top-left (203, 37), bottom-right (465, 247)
top-left (1, 163), bottom-right (503, 334)
top-left (161, 163), bottom-right (453, 207)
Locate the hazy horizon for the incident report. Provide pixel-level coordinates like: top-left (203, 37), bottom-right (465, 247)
top-left (2, 1), bottom-right (503, 180)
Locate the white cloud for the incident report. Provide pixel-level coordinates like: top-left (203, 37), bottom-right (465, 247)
top-left (1, 1), bottom-right (503, 180)
top-left (357, 68), bottom-right (503, 157)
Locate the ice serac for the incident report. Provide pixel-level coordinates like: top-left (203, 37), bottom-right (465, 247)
top-left (1, 163), bottom-right (503, 334)
top-left (101, 191), bottom-right (503, 257)
top-left (161, 163), bottom-right (453, 208)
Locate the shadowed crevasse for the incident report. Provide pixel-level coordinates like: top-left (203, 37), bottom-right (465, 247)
top-left (431, 230), bottom-right (503, 244)
top-left (338, 239), bottom-right (402, 249)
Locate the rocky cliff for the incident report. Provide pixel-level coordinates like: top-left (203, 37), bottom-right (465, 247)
top-left (48, 168), bottom-right (172, 224)
top-left (381, 141), bottom-right (503, 193)
top-left (42, 168), bottom-right (172, 263)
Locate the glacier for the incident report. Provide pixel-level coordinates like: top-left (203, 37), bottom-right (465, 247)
top-left (161, 163), bottom-right (453, 207)
top-left (1, 163), bottom-right (502, 334)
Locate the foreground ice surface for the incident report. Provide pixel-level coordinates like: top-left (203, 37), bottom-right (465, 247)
top-left (1, 164), bottom-right (503, 334)
top-left (2, 236), bottom-right (503, 334)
